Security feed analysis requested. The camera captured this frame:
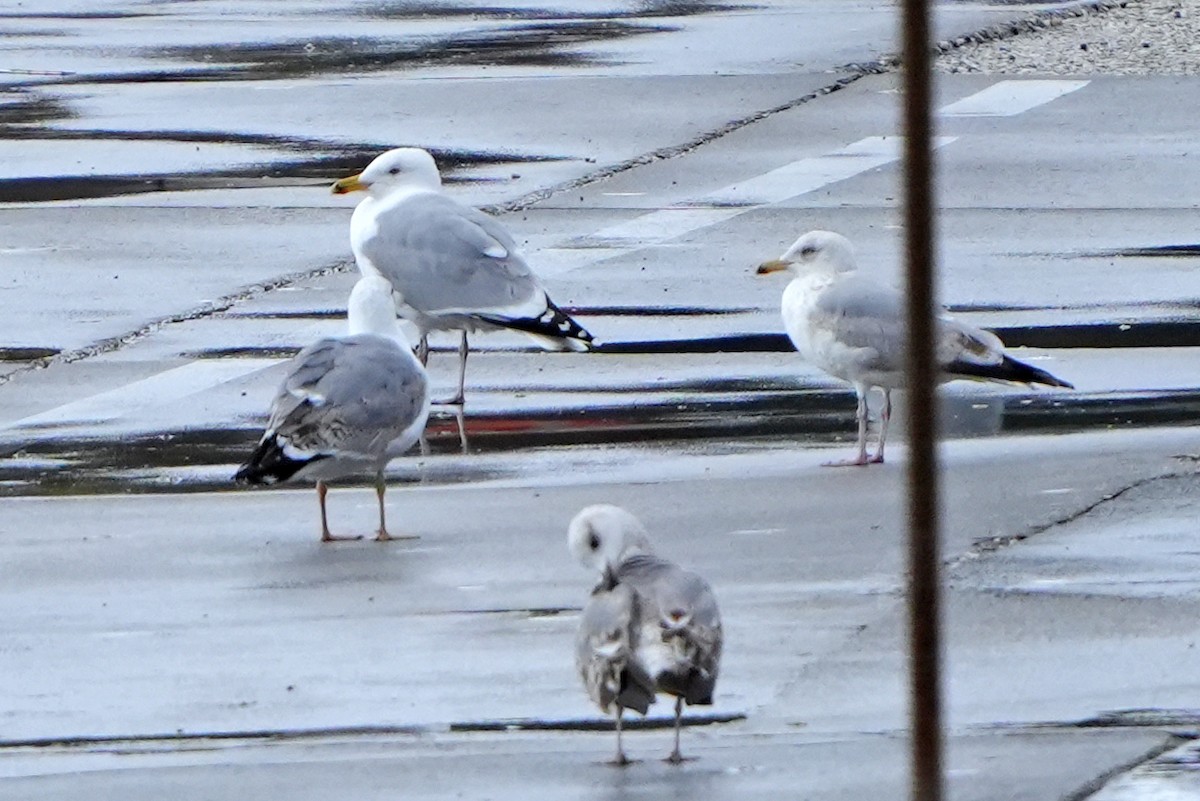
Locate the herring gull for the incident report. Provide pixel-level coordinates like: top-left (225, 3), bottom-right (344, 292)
top-left (569, 505), bottom-right (722, 765)
top-left (332, 148), bottom-right (593, 404)
top-left (757, 230), bottom-right (1073, 466)
top-left (235, 275), bottom-right (431, 542)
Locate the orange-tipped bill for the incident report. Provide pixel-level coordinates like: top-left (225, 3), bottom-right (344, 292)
top-left (756, 259), bottom-right (790, 275)
top-left (331, 173), bottom-right (367, 195)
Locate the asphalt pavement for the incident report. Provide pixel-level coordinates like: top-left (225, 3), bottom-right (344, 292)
top-left (2, 1), bottom-right (1199, 799)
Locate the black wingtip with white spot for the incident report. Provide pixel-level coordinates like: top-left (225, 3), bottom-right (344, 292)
top-left (235, 433), bottom-right (327, 485)
top-left (480, 297), bottom-right (594, 350)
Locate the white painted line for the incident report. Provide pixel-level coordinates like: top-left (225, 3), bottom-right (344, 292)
top-left (586, 206), bottom-right (743, 247)
top-left (706, 136), bottom-right (956, 206)
top-left (6, 358), bottom-right (282, 429)
top-left (938, 79), bottom-right (1089, 117)
top-left (538, 135), bottom-right (957, 276)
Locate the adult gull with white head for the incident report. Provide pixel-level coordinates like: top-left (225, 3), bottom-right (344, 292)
top-left (757, 230), bottom-right (1073, 466)
top-left (332, 148), bottom-right (593, 404)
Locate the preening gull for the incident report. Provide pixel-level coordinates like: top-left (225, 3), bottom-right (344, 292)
top-left (332, 148), bottom-right (593, 404)
top-left (757, 230), bottom-right (1073, 466)
top-left (569, 505), bottom-right (722, 765)
top-left (235, 275), bottom-right (431, 542)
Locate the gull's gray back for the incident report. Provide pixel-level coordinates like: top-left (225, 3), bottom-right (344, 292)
top-left (809, 275), bottom-right (906, 373)
top-left (812, 274), bottom-right (1006, 376)
top-left (268, 334), bottom-right (428, 469)
top-left (360, 193), bottom-right (542, 320)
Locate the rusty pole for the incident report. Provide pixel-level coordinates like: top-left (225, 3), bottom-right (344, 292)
top-left (899, 0), bottom-right (944, 800)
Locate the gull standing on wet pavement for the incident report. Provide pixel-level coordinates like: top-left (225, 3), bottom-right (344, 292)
top-left (757, 230), bottom-right (1074, 466)
top-left (331, 148), bottom-right (593, 405)
top-left (569, 504), bottom-right (722, 765)
top-left (235, 275), bottom-right (431, 542)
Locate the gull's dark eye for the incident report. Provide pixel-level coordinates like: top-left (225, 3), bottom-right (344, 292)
top-left (388, 167), bottom-right (400, 175)
top-left (800, 245), bottom-right (818, 256)
top-left (588, 533), bottom-right (600, 551)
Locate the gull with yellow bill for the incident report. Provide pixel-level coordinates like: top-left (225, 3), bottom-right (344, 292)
top-left (757, 230), bottom-right (1073, 466)
top-left (332, 148), bottom-right (593, 405)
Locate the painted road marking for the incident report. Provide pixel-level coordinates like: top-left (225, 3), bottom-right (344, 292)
top-left (586, 205), bottom-right (743, 249)
top-left (538, 135), bottom-right (958, 275)
top-left (704, 135), bottom-right (958, 207)
top-left (939, 79), bottom-right (1090, 118)
top-left (6, 359), bottom-right (281, 430)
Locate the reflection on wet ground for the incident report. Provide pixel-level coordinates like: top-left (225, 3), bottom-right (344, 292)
top-left (2, 385), bottom-right (1197, 497)
top-left (182, 319), bottom-right (1200, 357)
top-left (0, 146), bottom-right (565, 203)
top-left (0, 90), bottom-right (71, 125)
top-left (139, 23), bottom-right (668, 83)
top-left (0, 10), bottom-right (153, 20)
top-left (353, 1), bottom-right (742, 22)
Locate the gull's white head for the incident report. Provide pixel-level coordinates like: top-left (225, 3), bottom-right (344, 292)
top-left (757, 229), bottom-right (858, 277)
top-left (331, 147), bottom-right (442, 198)
top-left (568, 504), bottom-right (653, 574)
top-left (346, 275), bottom-right (408, 346)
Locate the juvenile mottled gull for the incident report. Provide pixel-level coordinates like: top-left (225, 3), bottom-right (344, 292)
top-left (235, 275), bottom-right (431, 542)
top-left (757, 230), bottom-right (1074, 466)
top-left (332, 148), bottom-right (593, 404)
top-left (569, 505), bottom-right (722, 765)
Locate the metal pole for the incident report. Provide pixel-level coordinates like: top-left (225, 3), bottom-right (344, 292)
top-left (899, 0), bottom-right (944, 800)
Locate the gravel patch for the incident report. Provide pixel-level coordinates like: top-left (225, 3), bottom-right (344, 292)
top-left (936, 0), bottom-right (1200, 75)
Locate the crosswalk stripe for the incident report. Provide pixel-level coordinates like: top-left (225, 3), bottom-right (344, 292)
top-left (939, 79), bottom-right (1089, 118)
top-left (539, 135), bottom-right (958, 276)
top-left (6, 359), bottom-right (282, 430)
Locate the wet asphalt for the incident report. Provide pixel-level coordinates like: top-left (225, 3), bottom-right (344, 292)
top-left (2, 1), bottom-right (1199, 798)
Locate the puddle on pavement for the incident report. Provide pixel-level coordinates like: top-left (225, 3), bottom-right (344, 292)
top-left (0, 346), bottom-right (60, 361)
top-left (54, 21), bottom-right (669, 86)
top-left (0, 90), bottom-right (73, 126)
top-left (354, 1), bottom-right (741, 21)
top-left (995, 321), bottom-right (1200, 349)
top-left (450, 710), bottom-right (745, 732)
top-left (1094, 245), bottom-right (1200, 258)
top-left (598, 319), bottom-right (1200, 353)
top-left (224, 305), bottom-right (752, 321)
top-left (0, 145), bottom-right (566, 203)
top-left (0, 10), bottom-right (154, 19)
top-left (186, 316), bottom-right (1200, 357)
top-left (3, 385), bottom-right (1199, 497)
top-left (2, 2), bottom-right (736, 91)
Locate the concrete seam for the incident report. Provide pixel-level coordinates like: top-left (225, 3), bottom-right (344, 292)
top-left (0, 259), bottom-right (352, 388)
top-left (1060, 733), bottom-right (1187, 801)
top-left (956, 465), bottom-right (1198, 564)
top-left (479, 70), bottom-right (875, 215)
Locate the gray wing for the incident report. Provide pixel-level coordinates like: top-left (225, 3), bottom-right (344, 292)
top-left (268, 334), bottom-right (429, 460)
top-left (618, 555), bottom-right (723, 705)
top-left (361, 193), bottom-right (545, 318)
top-left (810, 275), bottom-right (908, 375)
top-left (936, 316), bottom-right (1005, 369)
top-left (575, 581), bottom-right (656, 715)
top-left (813, 275), bottom-right (1005, 373)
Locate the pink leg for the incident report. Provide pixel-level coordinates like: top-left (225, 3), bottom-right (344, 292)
top-left (317, 481), bottom-right (364, 543)
top-left (374, 472), bottom-right (417, 542)
top-left (610, 705), bottom-right (632, 767)
top-left (869, 388), bottom-right (892, 464)
top-left (823, 388), bottom-right (872, 467)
